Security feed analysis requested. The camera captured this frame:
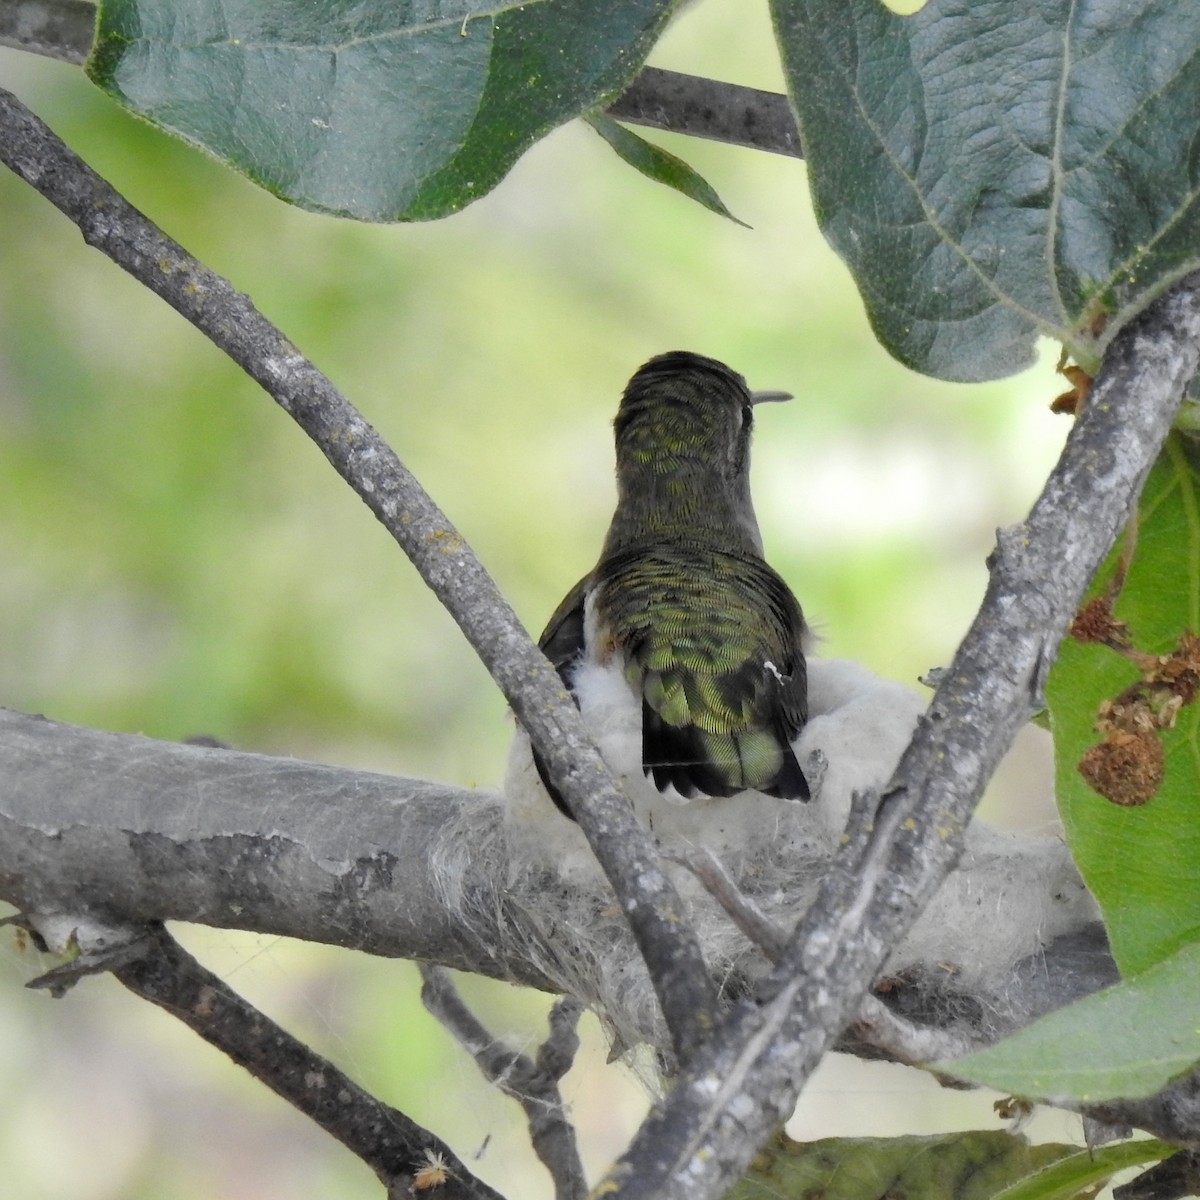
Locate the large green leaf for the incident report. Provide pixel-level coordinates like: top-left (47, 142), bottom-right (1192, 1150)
top-left (945, 943), bottom-right (1200, 1104)
top-left (86, 0), bottom-right (675, 221)
top-left (945, 438), bottom-right (1200, 1112)
top-left (728, 1130), bottom-right (1164, 1200)
top-left (772, 0), bottom-right (1200, 382)
top-left (1049, 436), bottom-right (1200, 976)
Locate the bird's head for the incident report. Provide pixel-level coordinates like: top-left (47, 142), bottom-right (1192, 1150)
top-left (613, 350), bottom-right (790, 486)
top-left (608, 351), bottom-right (791, 554)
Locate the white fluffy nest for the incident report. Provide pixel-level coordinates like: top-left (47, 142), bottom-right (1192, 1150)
top-left (440, 658), bottom-right (1097, 1056)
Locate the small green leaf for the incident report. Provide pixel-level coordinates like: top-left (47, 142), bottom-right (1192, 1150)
top-left (772, 0), bottom-right (1200, 381)
top-left (586, 113), bottom-right (748, 227)
top-left (943, 942), bottom-right (1200, 1103)
top-left (1048, 435), bottom-right (1200, 976)
top-left (86, 0), bottom-right (674, 222)
top-left (989, 1141), bottom-right (1173, 1200)
top-left (729, 1130), bottom-right (1084, 1200)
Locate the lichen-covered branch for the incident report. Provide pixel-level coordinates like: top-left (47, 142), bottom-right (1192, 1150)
top-left (0, 708), bottom-right (564, 991)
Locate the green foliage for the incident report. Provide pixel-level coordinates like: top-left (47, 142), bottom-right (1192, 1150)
top-left (945, 439), bottom-right (1200, 1105)
top-left (1049, 436), bottom-right (1200, 977)
top-left (730, 1130), bottom-right (1168, 1200)
top-left (772, 0), bottom-right (1200, 381)
top-left (985, 1140), bottom-right (1172, 1200)
top-left (586, 113), bottom-right (746, 226)
top-left (10, 0), bottom-right (1200, 1193)
top-left (87, 0), bottom-right (675, 220)
top-left (946, 943), bottom-right (1200, 1104)
top-left (83, 0), bottom-right (1200, 388)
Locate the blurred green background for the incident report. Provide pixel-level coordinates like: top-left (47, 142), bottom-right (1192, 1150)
top-left (0, 2), bottom-right (1084, 1197)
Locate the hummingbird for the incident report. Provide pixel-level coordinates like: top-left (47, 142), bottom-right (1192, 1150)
top-left (534, 350), bottom-right (809, 818)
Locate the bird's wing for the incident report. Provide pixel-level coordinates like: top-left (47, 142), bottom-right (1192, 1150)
top-left (596, 546), bottom-right (809, 800)
top-left (538, 574), bottom-right (591, 682)
top-left (530, 574), bottom-right (591, 818)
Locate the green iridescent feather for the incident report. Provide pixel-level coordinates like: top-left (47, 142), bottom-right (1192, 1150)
top-left (533, 351), bottom-right (810, 812)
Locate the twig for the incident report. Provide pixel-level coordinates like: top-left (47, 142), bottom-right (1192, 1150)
top-left (852, 995), bottom-right (979, 1067)
top-left (592, 279), bottom-right (1200, 1200)
top-left (667, 845), bottom-right (787, 960)
top-left (420, 966), bottom-right (587, 1200)
top-left (26, 919), bottom-right (505, 1199)
top-left (672, 845), bottom-right (977, 1066)
top-left (606, 67), bottom-right (802, 158)
top-left (0, 85), bottom-right (717, 1064)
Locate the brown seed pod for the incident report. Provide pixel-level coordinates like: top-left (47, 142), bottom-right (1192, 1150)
top-left (1078, 729), bottom-right (1164, 807)
top-left (1070, 595), bottom-right (1132, 649)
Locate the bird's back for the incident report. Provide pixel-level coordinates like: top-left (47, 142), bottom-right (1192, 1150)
top-left (583, 540), bottom-right (809, 800)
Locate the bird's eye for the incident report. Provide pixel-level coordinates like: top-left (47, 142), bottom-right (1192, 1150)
top-left (740, 405), bottom-right (754, 431)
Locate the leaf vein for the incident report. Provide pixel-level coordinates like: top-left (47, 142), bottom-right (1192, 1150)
top-left (813, 14), bottom-right (1056, 342)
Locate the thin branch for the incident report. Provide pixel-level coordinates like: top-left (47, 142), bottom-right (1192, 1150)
top-left (593, 280), bottom-right (1200, 1200)
top-left (667, 845), bottom-right (787, 960)
top-left (24, 918), bottom-right (505, 1200)
top-left (606, 66), bottom-right (802, 158)
top-left (852, 996), bottom-right (979, 1068)
top-left (0, 85), bottom-right (718, 1064)
top-left (420, 966), bottom-right (587, 1200)
top-left (672, 845), bottom-right (977, 1066)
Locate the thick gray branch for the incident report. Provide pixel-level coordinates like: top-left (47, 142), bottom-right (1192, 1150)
top-left (595, 283), bottom-right (1200, 1199)
top-left (0, 84), bottom-right (719, 1063)
top-left (0, 709), bottom-right (551, 985)
top-left (4, 703), bottom-right (1199, 1149)
top-left (0, 0), bottom-right (92, 64)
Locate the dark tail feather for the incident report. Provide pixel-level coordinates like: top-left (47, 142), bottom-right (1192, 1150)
top-left (535, 696), bottom-right (810, 814)
top-left (762, 743), bottom-right (810, 801)
top-left (644, 700), bottom-right (811, 800)
top-left (643, 701), bottom-right (734, 798)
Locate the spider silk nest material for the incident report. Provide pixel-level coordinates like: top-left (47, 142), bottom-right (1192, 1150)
top-left (432, 658), bottom-right (1099, 1062)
